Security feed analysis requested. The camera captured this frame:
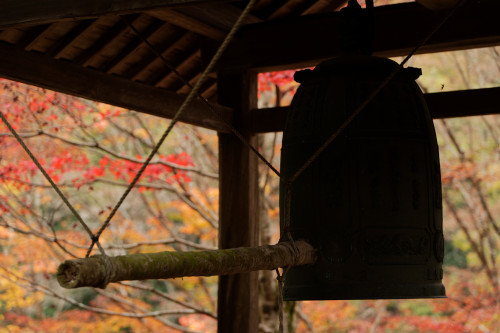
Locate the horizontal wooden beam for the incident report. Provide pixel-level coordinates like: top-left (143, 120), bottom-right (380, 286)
top-left (147, 8), bottom-right (227, 41)
top-left (250, 87), bottom-right (500, 133)
top-left (0, 0), bottom-right (228, 28)
top-left (0, 42), bottom-right (232, 132)
top-left (218, 0), bottom-right (500, 71)
top-left (426, 87), bottom-right (500, 119)
top-left (147, 4), bottom-right (261, 41)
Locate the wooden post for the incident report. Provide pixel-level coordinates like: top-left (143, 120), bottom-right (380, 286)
top-left (217, 69), bottom-right (259, 333)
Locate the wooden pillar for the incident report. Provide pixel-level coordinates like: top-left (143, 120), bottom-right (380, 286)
top-left (217, 69), bottom-right (259, 333)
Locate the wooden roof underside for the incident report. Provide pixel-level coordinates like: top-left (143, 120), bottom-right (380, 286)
top-left (0, 0), bottom-right (499, 132)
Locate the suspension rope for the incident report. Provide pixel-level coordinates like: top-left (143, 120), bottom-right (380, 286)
top-left (86, 0), bottom-right (259, 257)
top-left (275, 267), bottom-right (289, 333)
top-left (0, 110), bottom-right (107, 257)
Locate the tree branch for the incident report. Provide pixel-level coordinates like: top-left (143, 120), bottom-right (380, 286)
top-left (119, 281), bottom-right (217, 319)
top-left (0, 265), bottom-right (202, 333)
top-left (295, 306), bottom-right (317, 333)
top-left (0, 130), bottom-right (218, 179)
top-left (57, 241), bottom-right (316, 289)
top-left (2, 175), bottom-right (220, 229)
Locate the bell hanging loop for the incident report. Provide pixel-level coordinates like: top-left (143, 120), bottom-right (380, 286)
top-left (339, 0), bottom-right (375, 56)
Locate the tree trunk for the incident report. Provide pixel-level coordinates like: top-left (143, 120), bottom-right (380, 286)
top-left (57, 241), bottom-right (316, 289)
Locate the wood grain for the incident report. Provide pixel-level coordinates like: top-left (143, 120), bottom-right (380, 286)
top-left (0, 42), bottom-right (232, 131)
top-left (250, 87), bottom-right (500, 133)
top-left (0, 0), bottom-right (229, 28)
top-left (217, 1), bottom-right (500, 71)
top-left (217, 70), bottom-right (260, 333)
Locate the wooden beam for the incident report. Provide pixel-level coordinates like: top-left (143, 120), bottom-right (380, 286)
top-left (302, 0), bottom-right (347, 15)
top-left (267, 0), bottom-right (341, 20)
top-left (147, 4), bottom-right (261, 41)
top-left (128, 31), bottom-right (200, 82)
top-left (217, 0), bottom-right (500, 71)
top-left (147, 8), bottom-right (227, 41)
top-left (176, 2), bottom-right (262, 30)
top-left (155, 50), bottom-right (201, 88)
top-left (46, 21), bottom-right (95, 58)
top-left (217, 70), bottom-right (260, 333)
top-left (250, 87), bottom-right (500, 133)
top-left (102, 20), bottom-right (166, 73)
top-left (426, 87), bottom-right (500, 119)
top-left (0, 0), bottom-right (229, 28)
top-left (17, 24), bottom-right (52, 49)
top-left (251, 106), bottom-right (289, 134)
top-left (74, 16), bottom-right (135, 66)
top-left (0, 42), bottom-right (232, 132)
top-left (52, 20), bottom-right (98, 59)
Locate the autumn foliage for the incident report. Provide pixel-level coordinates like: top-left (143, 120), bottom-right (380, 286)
top-left (1, 78), bottom-right (219, 332)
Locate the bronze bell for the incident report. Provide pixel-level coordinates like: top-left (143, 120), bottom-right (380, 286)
top-left (279, 56), bottom-right (446, 300)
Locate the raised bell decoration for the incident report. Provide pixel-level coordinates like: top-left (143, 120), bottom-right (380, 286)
top-left (279, 55), bottom-right (446, 300)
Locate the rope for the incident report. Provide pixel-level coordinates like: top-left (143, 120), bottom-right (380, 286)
top-left (282, 182), bottom-right (299, 256)
top-left (0, 111), bottom-right (109, 254)
top-left (275, 267), bottom-right (288, 333)
top-left (86, 0), bottom-right (259, 257)
top-left (0, 113), bottom-right (87, 236)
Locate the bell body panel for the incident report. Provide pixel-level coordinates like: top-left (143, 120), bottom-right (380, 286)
top-left (279, 56), bottom-right (445, 300)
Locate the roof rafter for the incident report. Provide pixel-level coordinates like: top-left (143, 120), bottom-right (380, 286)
top-left (0, 0), bottom-right (230, 28)
top-left (0, 42), bottom-right (232, 132)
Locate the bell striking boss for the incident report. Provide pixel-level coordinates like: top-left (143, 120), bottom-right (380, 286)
top-left (280, 56), bottom-right (445, 300)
